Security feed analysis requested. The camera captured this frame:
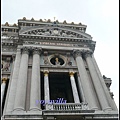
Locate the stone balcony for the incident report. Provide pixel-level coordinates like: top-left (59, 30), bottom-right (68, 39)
top-left (43, 103), bottom-right (95, 117)
top-left (45, 103), bottom-right (89, 111)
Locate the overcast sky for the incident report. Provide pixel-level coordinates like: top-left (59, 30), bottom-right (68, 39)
top-left (1, 0), bottom-right (119, 109)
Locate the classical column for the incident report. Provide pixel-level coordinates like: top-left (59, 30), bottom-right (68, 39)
top-left (92, 55), bottom-right (118, 110)
top-left (29, 47), bottom-right (42, 112)
top-left (13, 47), bottom-right (29, 112)
top-left (6, 47), bottom-right (21, 114)
top-left (73, 50), bottom-right (99, 110)
top-left (84, 50), bottom-right (112, 111)
top-left (77, 73), bottom-right (86, 103)
top-left (1, 78), bottom-right (8, 107)
top-left (69, 71), bottom-right (80, 103)
top-left (44, 70), bottom-right (50, 103)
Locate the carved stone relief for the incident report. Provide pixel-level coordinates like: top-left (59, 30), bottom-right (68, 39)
top-left (23, 28), bottom-right (86, 39)
top-left (2, 57), bottom-right (11, 71)
top-left (66, 53), bottom-right (72, 66)
top-left (43, 51), bottom-right (49, 65)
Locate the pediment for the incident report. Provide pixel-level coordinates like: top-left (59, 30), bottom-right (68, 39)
top-left (19, 26), bottom-right (92, 40)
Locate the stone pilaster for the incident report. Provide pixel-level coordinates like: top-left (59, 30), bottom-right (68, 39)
top-left (69, 71), bottom-right (80, 103)
top-left (13, 47), bottom-right (29, 113)
top-left (73, 49), bottom-right (99, 110)
top-left (84, 50), bottom-right (112, 111)
top-left (29, 47), bottom-right (42, 112)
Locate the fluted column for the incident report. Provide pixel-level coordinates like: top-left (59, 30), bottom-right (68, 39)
top-left (6, 47), bottom-right (21, 114)
top-left (44, 71), bottom-right (50, 103)
top-left (29, 47), bottom-right (42, 112)
top-left (13, 47), bottom-right (29, 112)
top-left (1, 78), bottom-right (8, 107)
top-left (92, 55), bottom-right (118, 110)
top-left (69, 71), bottom-right (80, 103)
top-left (84, 50), bottom-right (112, 111)
top-left (73, 50), bottom-right (99, 110)
top-left (77, 73), bottom-right (86, 102)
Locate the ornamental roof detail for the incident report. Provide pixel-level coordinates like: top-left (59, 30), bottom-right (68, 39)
top-left (19, 26), bottom-right (92, 40)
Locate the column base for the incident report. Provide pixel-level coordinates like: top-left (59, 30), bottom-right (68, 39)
top-left (103, 107), bottom-right (112, 111)
top-left (27, 110), bottom-right (42, 114)
top-left (12, 108), bottom-right (26, 114)
top-left (90, 107), bottom-right (100, 111)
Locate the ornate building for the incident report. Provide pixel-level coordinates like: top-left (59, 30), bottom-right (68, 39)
top-left (1, 18), bottom-right (118, 120)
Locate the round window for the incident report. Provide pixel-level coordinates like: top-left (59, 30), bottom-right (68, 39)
top-left (50, 56), bottom-right (65, 66)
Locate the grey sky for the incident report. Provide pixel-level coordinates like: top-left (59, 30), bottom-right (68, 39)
top-left (1, 0), bottom-right (119, 108)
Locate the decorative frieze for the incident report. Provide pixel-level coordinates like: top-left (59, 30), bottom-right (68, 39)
top-left (22, 28), bottom-right (87, 39)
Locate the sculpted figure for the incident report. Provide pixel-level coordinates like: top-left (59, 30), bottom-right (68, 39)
top-left (51, 30), bottom-right (60, 36)
top-left (44, 30), bottom-right (50, 36)
top-left (2, 61), bottom-right (10, 71)
top-left (62, 31), bottom-right (67, 37)
top-left (55, 57), bottom-right (60, 65)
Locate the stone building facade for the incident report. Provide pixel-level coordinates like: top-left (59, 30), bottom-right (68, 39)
top-left (1, 18), bottom-right (118, 120)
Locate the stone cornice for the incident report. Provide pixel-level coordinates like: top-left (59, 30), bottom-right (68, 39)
top-left (2, 42), bottom-right (16, 46)
top-left (18, 17), bottom-right (87, 27)
top-left (2, 26), bottom-right (18, 29)
top-left (20, 35), bottom-right (91, 42)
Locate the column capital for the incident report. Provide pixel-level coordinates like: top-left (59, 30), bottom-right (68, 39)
top-left (73, 49), bottom-right (82, 58)
top-left (84, 50), bottom-right (93, 59)
top-left (69, 71), bottom-right (75, 77)
top-left (44, 70), bottom-right (49, 76)
top-left (21, 46), bottom-right (30, 54)
top-left (2, 77), bottom-right (8, 83)
top-left (32, 47), bottom-right (42, 55)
